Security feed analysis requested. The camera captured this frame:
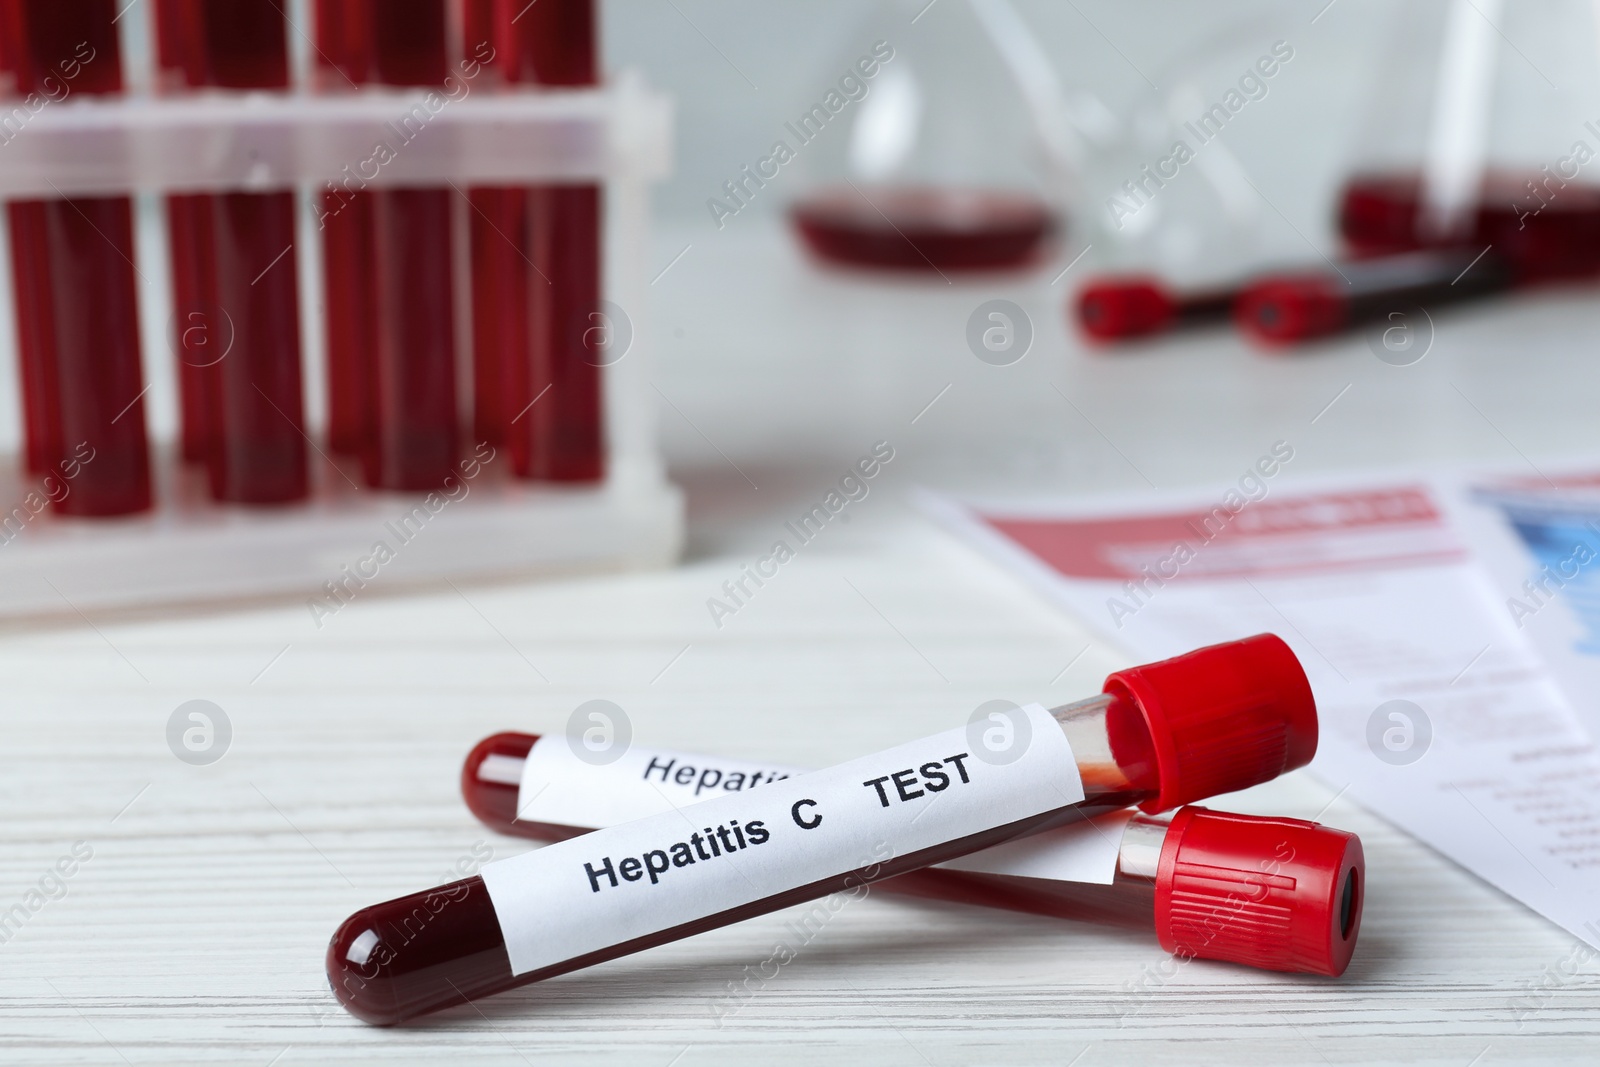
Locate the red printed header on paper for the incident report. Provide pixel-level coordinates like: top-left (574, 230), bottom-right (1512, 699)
top-left (979, 486), bottom-right (1462, 582)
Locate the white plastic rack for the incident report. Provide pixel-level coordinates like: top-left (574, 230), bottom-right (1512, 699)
top-left (0, 73), bottom-right (683, 619)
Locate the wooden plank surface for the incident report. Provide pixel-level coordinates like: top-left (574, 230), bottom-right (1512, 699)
top-left (3, 490), bottom-right (1597, 1066)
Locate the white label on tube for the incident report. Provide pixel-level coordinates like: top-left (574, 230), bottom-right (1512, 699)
top-left (516, 735), bottom-right (1126, 886)
top-left (935, 809), bottom-right (1132, 883)
top-left (481, 704), bottom-right (1083, 976)
top-left (516, 740), bottom-right (806, 828)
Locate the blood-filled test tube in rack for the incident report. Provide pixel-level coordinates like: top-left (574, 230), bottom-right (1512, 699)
top-left (328, 635), bottom-right (1319, 1024)
top-left (314, 0), bottom-right (462, 491)
top-left (462, 730), bottom-right (1363, 977)
top-left (485, 0), bottom-right (605, 483)
top-left (0, 0), bottom-right (151, 515)
top-left (156, 0), bottom-right (309, 504)
top-left (312, 0), bottom-right (374, 456)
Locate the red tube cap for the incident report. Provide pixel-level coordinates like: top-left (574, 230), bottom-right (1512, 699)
top-left (1235, 275), bottom-right (1348, 345)
top-left (1076, 278), bottom-right (1175, 340)
top-left (1155, 806), bottom-right (1364, 976)
top-left (1104, 634), bottom-right (1317, 812)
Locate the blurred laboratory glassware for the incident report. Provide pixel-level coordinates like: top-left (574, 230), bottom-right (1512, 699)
top-left (786, 0), bottom-right (1076, 273)
top-left (1075, 18), bottom-right (1321, 289)
top-left (1338, 0), bottom-right (1600, 283)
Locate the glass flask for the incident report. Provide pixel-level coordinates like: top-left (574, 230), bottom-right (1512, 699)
top-left (1338, 0), bottom-right (1600, 283)
top-left (783, 0), bottom-right (1075, 273)
top-left (1073, 16), bottom-right (1321, 289)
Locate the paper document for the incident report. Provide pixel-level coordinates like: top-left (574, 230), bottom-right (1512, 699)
top-left (921, 479), bottom-right (1600, 949)
top-left (1443, 466), bottom-right (1600, 742)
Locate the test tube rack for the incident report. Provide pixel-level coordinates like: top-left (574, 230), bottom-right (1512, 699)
top-left (0, 71), bottom-right (683, 620)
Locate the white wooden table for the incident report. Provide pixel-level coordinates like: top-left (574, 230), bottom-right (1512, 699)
top-left (5, 221), bottom-right (1600, 1064)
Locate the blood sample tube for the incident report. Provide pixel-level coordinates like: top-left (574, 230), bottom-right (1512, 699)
top-left (1235, 248), bottom-right (1512, 347)
top-left (492, 0), bottom-right (605, 482)
top-left (162, 188), bottom-right (217, 463)
top-left (0, 0), bottom-right (151, 515)
top-left (459, 0), bottom-right (512, 443)
top-left (328, 634), bottom-right (1319, 1024)
top-left (458, 0), bottom-right (506, 449)
top-left (903, 806), bottom-right (1362, 977)
top-left (156, 0), bottom-right (309, 503)
top-left (314, 0), bottom-right (460, 490)
top-left (461, 731), bottom-right (1362, 977)
top-left (467, 184), bottom-right (523, 448)
top-left (312, 0), bottom-right (372, 457)
top-left (1075, 276), bottom-right (1235, 343)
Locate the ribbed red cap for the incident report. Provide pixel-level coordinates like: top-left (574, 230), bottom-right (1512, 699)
top-left (1155, 806), bottom-right (1363, 976)
top-left (1076, 278), bottom-right (1176, 340)
top-left (1103, 634), bottom-right (1317, 812)
top-left (1235, 275), bottom-right (1348, 344)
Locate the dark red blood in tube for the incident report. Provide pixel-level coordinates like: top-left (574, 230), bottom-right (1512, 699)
top-left (520, 184), bottom-right (602, 481)
top-left (345, 708), bottom-right (1162, 1024)
top-left (488, 0), bottom-right (605, 483)
top-left (207, 192), bottom-right (308, 503)
top-left (321, 190), bottom-right (375, 454)
top-left (6, 196), bottom-right (62, 474)
top-left (790, 187), bottom-right (1058, 272)
top-left (331, 635), bottom-right (1319, 1024)
top-left (311, 0), bottom-right (376, 457)
top-left (315, 0), bottom-right (461, 489)
top-left (198, 0), bottom-right (290, 89)
top-left (313, 1), bottom-right (373, 456)
top-left (154, 1), bottom-right (211, 463)
top-left (314, 0), bottom-right (371, 88)
top-left (165, 193), bottom-right (219, 463)
top-left (6, 199), bottom-right (151, 515)
top-left (462, 0), bottom-right (496, 69)
top-left (461, 734), bottom-right (1365, 976)
top-left (461, 1), bottom-right (508, 448)
top-left (365, 188), bottom-right (458, 489)
top-left (154, 0), bottom-right (200, 89)
top-left (156, 1), bottom-right (306, 502)
top-left (1, 0), bottom-right (151, 514)
top-left (0, 0), bottom-right (122, 94)
top-left (372, 0), bottom-right (449, 85)
top-left (497, 0), bottom-right (596, 84)
top-left (154, 7), bottom-right (211, 467)
top-left (468, 188), bottom-right (526, 446)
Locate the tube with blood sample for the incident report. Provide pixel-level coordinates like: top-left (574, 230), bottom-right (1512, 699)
top-left (462, 728), bottom-right (1362, 977)
top-left (462, 0), bottom-right (515, 449)
top-left (0, 0), bottom-right (151, 515)
top-left (368, 0), bottom-right (460, 491)
top-left (1078, 246), bottom-right (1515, 347)
top-left (1075, 277), bottom-right (1235, 343)
top-left (312, 0), bottom-right (372, 456)
top-left (491, 0), bottom-right (605, 482)
top-left (467, 181), bottom-right (525, 449)
top-left (328, 634), bottom-right (1319, 1024)
top-left (314, 0), bottom-right (461, 490)
top-left (1235, 248), bottom-right (1512, 347)
top-left (156, 0), bottom-right (309, 503)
